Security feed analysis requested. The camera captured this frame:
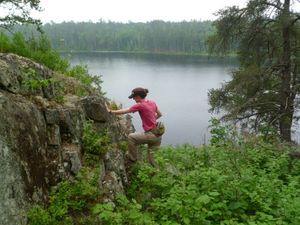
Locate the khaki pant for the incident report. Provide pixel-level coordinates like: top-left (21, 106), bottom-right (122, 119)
top-left (128, 132), bottom-right (162, 166)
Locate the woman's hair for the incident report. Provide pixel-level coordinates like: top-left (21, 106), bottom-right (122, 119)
top-left (128, 87), bottom-right (149, 99)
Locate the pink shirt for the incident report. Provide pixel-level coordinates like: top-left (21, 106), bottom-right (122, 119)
top-left (129, 100), bottom-right (157, 132)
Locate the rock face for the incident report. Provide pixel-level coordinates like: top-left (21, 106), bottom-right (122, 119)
top-left (0, 53), bottom-right (132, 224)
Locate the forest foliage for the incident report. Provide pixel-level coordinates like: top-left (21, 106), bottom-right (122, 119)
top-left (15, 20), bottom-right (215, 54)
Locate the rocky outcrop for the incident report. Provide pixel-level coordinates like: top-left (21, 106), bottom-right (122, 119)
top-left (0, 53), bottom-right (132, 224)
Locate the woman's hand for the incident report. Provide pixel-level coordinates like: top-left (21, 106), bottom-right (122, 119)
top-left (105, 102), bottom-right (111, 113)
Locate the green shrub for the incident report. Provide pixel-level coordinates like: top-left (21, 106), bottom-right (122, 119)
top-left (27, 167), bottom-right (100, 225)
top-left (93, 195), bottom-right (157, 225)
top-left (28, 136), bottom-right (300, 224)
top-left (0, 32), bottom-right (13, 52)
top-left (117, 140), bottom-right (128, 152)
top-left (82, 120), bottom-right (112, 165)
top-left (27, 206), bottom-right (54, 225)
top-left (66, 65), bottom-right (103, 96)
top-left (123, 140), bottom-right (300, 225)
top-left (0, 32), bottom-right (69, 72)
top-left (22, 67), bottom-right (56, 91)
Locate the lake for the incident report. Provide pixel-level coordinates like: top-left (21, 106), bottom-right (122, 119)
top-left (66, 52), bottom-right (238, 146)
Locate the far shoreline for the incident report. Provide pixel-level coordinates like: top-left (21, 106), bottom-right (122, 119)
top-left (59, 50), bottom-right (237, 58)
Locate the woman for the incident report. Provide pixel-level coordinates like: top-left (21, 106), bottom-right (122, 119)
top-left (106, 87), bottom-right (163, 167)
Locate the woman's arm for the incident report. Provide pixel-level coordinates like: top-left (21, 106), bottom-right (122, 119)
top-left (109, 108), bottom-right (131, 115)
top-left (156, 108), bottom-right (162, 119)
top-left (105, 103), bottom-right (131, 115)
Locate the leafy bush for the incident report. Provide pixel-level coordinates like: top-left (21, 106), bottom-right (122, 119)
top-left (93, 195), bottom-right (157, 225)
top-left (0, 32), bottom-right (69, 72)
top-left (98, 139), bottom-right (300, 225)
top-left (82, 120), bottom-right (112, 165)
top-left (22, 67), bottom-right (56, 91)
top-left (66, 65), bottom-right (103, 96)
top-left (27, 167), bottom-right (100, 225)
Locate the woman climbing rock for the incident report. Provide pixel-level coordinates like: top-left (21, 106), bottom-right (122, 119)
top-left (106, 87), bottom-right (164, 167)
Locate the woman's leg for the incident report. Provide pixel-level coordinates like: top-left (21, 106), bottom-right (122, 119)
top-left (127, 132), bottom-right (147, 161)
top-left (128, 132), bottom-right (161, 165)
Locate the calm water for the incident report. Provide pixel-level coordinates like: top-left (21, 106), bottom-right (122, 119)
top-left (66, 53), bottom-right (238, 146)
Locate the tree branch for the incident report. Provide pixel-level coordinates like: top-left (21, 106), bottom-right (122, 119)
top-left (262, 0), bottom-right (283, 10)
top-left (0, 0), bottom-right (42, 30)
top-left (290, 14), bottom-right (300, 26)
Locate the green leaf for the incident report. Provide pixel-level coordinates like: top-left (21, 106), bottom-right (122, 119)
top-left (196, 195), bottom-right (211, 205)
top-left (183, 217), bottom-right (191, 225)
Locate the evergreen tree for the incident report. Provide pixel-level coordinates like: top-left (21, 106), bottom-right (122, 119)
top-left (208, 0), bottom-right (300, 141)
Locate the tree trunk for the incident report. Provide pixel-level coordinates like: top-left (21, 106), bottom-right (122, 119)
top-left (279, 0), bottom-right (294, 142)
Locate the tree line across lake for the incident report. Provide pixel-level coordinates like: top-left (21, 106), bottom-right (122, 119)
top-left (15, 20), bottom-right (216, 54)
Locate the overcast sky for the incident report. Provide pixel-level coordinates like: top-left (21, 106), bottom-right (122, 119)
top-left (32, 0), bottom-right (251, 23)
top-left (32, 0), bottom-right (300, 24)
